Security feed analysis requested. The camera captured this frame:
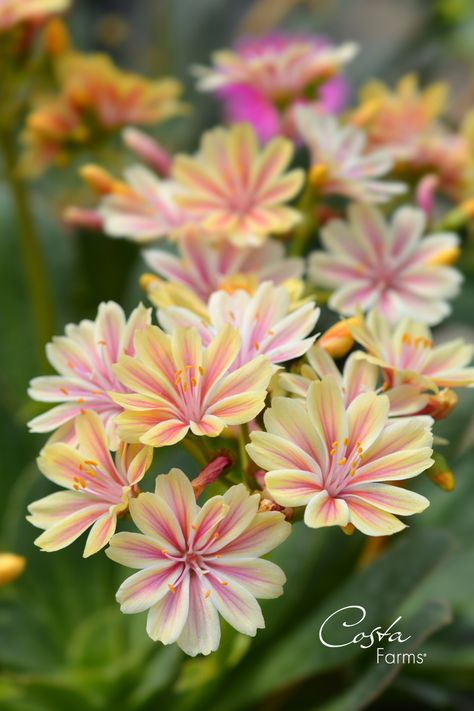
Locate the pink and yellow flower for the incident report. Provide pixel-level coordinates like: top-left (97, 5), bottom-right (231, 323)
top-left (143, 234), bottom-right (304, 301)
top-left (350, 309), bottom-right (474, 392)
top-left (28, 411), bottom-right (153, 556)
top-left (21, 51), bottom-right (184, 175)
top-left (247, 378), bottom-right (433, 535)
top-left (279, 344), bottom-right (428, 416)
top-left (309, 204), bottom-right (462, 324)
top-left (0, 0), bottom-right (69, 33)
top-left (111, 324), bottom-right (273, 447)
top-left (106, 468), bottom-right (290, 656)
top-left (158, 281), bottom-right (319, 369)
top-left (28, 302), bottom-right (151, 449)
top-left (295, 107), bottom-right (405, 203)
top-left (99, 166), bottom-right (189, 243)
top-left (172, 123), bottom-right (304, 247)
top-left (195, 34), bottom-right (355, 140)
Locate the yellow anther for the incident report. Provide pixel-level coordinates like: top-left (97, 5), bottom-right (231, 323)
top-left (338, 458), bottom-right (347, 465)
top-left (204, 590), bottom-right (211, 599)
top-left (219, 580), bottom-right (228, 586)
top-left (254, 342), bottom-right (260, 350)
top-left (168, 583), bottom-right (176, 594)
top-left (267, 329), bottom-right (275, 336)
top-left (191, 377), bottom-right (197, 387)
top-left (343, 437), bottom-right (349, 446)
top-left (402, 332), bottom-right (411, 345)
top-left (79, 478), bottom-right (86, 488)
top-left (175, 369), bottom-right (182, 377)
top-left (198, 366), bottom-right (204, 376)
top-left (183, 382), bottom-right (188, 392)
top-left (84, 460), bottom-right (98, 466)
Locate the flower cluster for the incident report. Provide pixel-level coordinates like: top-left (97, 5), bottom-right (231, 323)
top-left (27, 27), bottom-right (474, 660)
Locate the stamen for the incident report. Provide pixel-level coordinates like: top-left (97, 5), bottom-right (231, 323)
top-left (204, 590), bottom-right (211, 599)
top-left (254, 342), bottom-right (260, 351)
top-left (198, 366), bottom-right (204, 376)
top-left (84, 459), bottom-right (98, 466)
top-left (60, 387), bottom-right (69, 395)
top-left (338, 458), bottom-right (347, 465)
top-left (219, 580), bottom-right (228, 586)
top-left (168, 583), bottom-right (176, 594)
top-left (343, 437), bottom-right (349, 446)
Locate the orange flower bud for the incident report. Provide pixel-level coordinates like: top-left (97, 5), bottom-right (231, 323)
top-left (422, 388), bottom-right (458, 420)
top-left (43, 18), bottom-right (70, 56)
top-left (0, 554), bottom-right (26, 586)
top-left (309, 163), bottom-right (329, 189)
top-left (80, 164), bottom-right (132, 196)
top-left (318, 316), bottom-right (360, 358)
top-left (426, 453), bottom-right (455, 492)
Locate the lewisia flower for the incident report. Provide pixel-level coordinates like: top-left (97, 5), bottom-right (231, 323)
top-left (247, 377), bottom-right (433, 535)
top-left (21, 51), bottom-right (184, 175)
top-left (295, 108), bottom-right (405, 203)
top-left (195, 34), bottom-right (355, 140)
top-left (143, 234), bottom-right (304, 301)
top-left (111, 324), bottom-right (273, 446)
top-left (28, 411), bottom-right (153, 556)
top-left (352, 74), bottom-right (448, 161)
top-left (107, 468), bottom-right (290, 655)
top-left (158, 281), bottom-right (319, 369)
top-left (28, 302), bottom-right (151, 449)
top-left (172, 123), bottom-right (304, 247)
top-left (351, 309), bottom-right (474, 393)
top-left (0, 0), bottom-right (69, 33)
top-left (352, 75), bottom-right (474, 202)
top-left (99, 166), bottom-right (189, 243)
top-left (309, 204), bottom-right (462, 324)
top-left (279, 344), bottom-right (428, 416)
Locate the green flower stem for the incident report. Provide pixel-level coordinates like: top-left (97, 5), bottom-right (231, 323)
top-left (180, 436), bottom-right (208, 467)
top-left (0, 128), bottom-right (54, 366)
top-left (289, 181), bottom-right (318, 257)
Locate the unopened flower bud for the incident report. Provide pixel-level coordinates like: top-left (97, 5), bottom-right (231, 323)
top-left (309, 163), bottom-right (329, 189)
top-left (416, 174), bottom-right (439, 218)
top-left (426, 452), bottom-right (455, 492)
top-left (0, 554), bottom-right (26, 586)
top-left (122, 127), bottom-right (172, 176)
top-left (80, 164), bottom-right (131, 196)
top-left (43, 18), bottom-right (70, 56)
top-left (318, 316), bottom-right (360, 358)
top-left (63, 206), bottom-right (103, 231)
top-left (422, 388), bottom-right (458, 420)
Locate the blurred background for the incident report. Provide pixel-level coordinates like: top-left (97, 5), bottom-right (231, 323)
top-left (1, 1), bottom-right (474, 709)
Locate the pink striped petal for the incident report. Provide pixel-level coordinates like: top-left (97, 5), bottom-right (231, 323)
top-left (264, 469), bottom-right (321, 506)
top-left (215, 511), bottom-right (291, 558)
top-left (139, 418), bottom-right (189, 447)
top-left (177, 572), bottom-right (220, 656)
top-left (192, 497), bottom-right (229, 549)
top-left (343, 483), bottom-right (429, 515)
top-left (116, 561), bottom-right (183, 613)
top-left (154, 469), bottom-right (197, 538)
top-left (129, 492), bottom-right (185, 551)
top-left (33, 504), bottom-right (108, 552)
top-left (307, 378), bottom-right (348, 451)
top-left (83, 512), bottom-right (117, 557)
top-left (247, 432), bottom-right (319, 474)
top-left (106, 532), bottom-right (170, 568)
top-left (209, 558), bottom-right (285, 599)
top-left (207, 573), bottom-right (264, 636)
top-left (146, 574), bottom-right (190, 643)
top-left (345, 499), bottom-right (406, 536)
top-left (304, 491), bottom-right (350, 528)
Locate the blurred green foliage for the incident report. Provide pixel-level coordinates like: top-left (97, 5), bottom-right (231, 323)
top-left (1, 1), bottom-right (474, 709)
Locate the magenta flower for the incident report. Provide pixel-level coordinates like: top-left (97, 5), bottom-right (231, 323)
top-left (195, 34), bottom-right (355, 140)
top-left (28, 411), bottom-right (153, 557)
top-left (309, 204), bottom-right (462, 324)
top-left (158, 281), bottom-right (319, 369)
top-left (28, 302), bottom-right (151, 449)
top-left (247, 377), bottom-right (433, 536)
top-left (143, 234), bottom-right (304, 302)
top-left (106, 468), bottom-right (291, 655)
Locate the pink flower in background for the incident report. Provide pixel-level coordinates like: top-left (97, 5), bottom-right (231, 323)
top-left (28, 302), bottom-right (151, 449)
top-left (143, 234), bottom-right (304, 301)
top-left (195, 34), bottom-right (355, 141)
top-left (111, 324), bottom-right (273, 446)
top-left (279, 344), bottom-right (428, 416)
top-left (295, 107), bottom-right (406, 203)
top-left (309, 204), bottom-right (462, 324)
top-left (172, 123), bottom-right (304, 246)
top-left (158, 281), bottom-right (319, 369)
top-left (28, 411), bottom-right (153, 556)
top-left (107, 468), bottom-right (290, 656)
top-left (247, 377), bottom-right (433, 535)
top-left (99, 166), bottom-right (190, 243)
top-left (351, 309), bottom-right (474, 390)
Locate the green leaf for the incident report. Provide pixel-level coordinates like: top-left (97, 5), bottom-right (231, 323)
top-left (211, 529), bottom-right (455, 711)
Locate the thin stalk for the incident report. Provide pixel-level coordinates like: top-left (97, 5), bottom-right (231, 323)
top-left (289, 181), bottom-right (318, 257)
top-left (0, 128), bottom-right (54, 365)
top-left (180, 436), bottom-right (208, 467)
